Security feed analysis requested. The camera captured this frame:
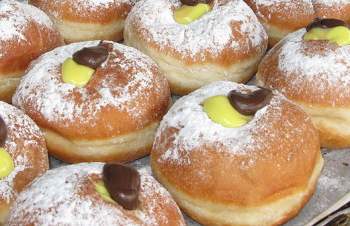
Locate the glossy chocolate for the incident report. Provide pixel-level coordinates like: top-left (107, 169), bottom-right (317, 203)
top-left (103, 164), bottom-right (140, 210)
top-left (228, 87), bottom-right (272, 116)
top-left (0, 116), bottom-right (7, 147)
top-left (306, 18), bottom-right (347, 32)
top-left (180, 0), bottom-right (212, 6)
top-left (72, 46), bottom-right (108, 69)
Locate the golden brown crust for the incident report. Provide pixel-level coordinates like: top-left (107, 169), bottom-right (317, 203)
top-left (152, 154), bottom-right (323, 226)
top-left (0, 1), bottom-right (63, 96)
top-left (0, 22), bottom-right (62, 76)
top-left (29, 0), bottom-right (133, 24)
top-left (244, 0), bottom-right (314, 31)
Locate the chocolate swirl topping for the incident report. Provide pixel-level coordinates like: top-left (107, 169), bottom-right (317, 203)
top-left (72, 43), bottom-right (109, 69)
top-left (103, 164), bottom-right (140, 210)
top-left (180, 0), bottom-right (212, 6)
top-left (0, 116), bottom-right (7, 147)
top-left (306, 18), bottom-right (347, 32)
top-left (228, 87), bottom-right (272, 116)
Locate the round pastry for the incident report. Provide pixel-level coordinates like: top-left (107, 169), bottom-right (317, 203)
top-left (0, 101), bottom-right (49, 225)
top-left (256, 18), bottom-right (350, 148)
top-left (0, 0), bottom-right (62, 102)
top-left (151, 81), bottom-right (323, 226)
top-left (29, 0), bottom-right (139, 43)
top-left (6, 163), bottom-right (186, 226)
top-left (124, 0), bottom-right (268, 95)
top-left (12, 40), bottom-right (171, 163)
top-left (244, 0), bottom-right (350, 47)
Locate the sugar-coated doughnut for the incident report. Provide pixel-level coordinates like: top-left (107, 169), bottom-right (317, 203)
top-left (29, 0), bottom-right (140, 43)
top-left (151, 81), bottom-right (323, 226)
top-left (6, 163), bottom-right (186, 226)
top-left (0, 0), bottom-right (62, 102)
top-left (0, 101), bottom-right (49, 224)
top-left (244, 0), bottom-right (350, 47)
top-left (13, 40), bottom-right (171, 163)
top-left (124, 0), bottom-right (268, 95)
top-left (256, 24), bottom-right (350, 148)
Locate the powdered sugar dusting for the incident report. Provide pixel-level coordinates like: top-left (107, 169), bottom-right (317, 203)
top-left (12, 41), bottom-right (164, 127)
top-left (276, 29), bottom-right (350, 104)
top-left (154, 81), bottom-right (291, 165)
top-left (0, 101), bottom-right (46, 203)
top-left (0, 0), bottom-right (54, 42)
top-left (316, 0), bottom-right (350, 6)
top-left (7, 163), bottom-right (185, 226)
top-left (125, 0), bottom-right (267, 60)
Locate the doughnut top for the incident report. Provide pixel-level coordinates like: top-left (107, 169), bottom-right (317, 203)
top-left (7, 163), bottom-right (186, 226)
top-left (0, 101), bottom-right (48, 203)
top-left (155, 81), bottom-right (301, 165)
top-left (125, 0), bottom-right (267, 65)
top-left (258, 29), bottom-right (350, 106)
top-left (29, 0), bottom-right (140, 23)
top-left (0, 0), bottom-right (53, 43)
top-left (12, 41), bottom-right (170, 139)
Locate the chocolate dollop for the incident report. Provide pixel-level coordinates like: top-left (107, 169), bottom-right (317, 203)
top-left (306, 18), bottom-right (347, 32)
top-left (0, 116), bottom-right (7, 147)
top-left (72, 45), bottom-right (108, 69)
top-left (228, 87), bottom-right (272, 116)
top-left (103, 164), bottom-right (140, 210)
top-left (180, 0), bottom-right (212, 6)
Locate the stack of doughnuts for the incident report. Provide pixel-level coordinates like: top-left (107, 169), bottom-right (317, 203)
top-left (0, 101), bottom-right (49, 224)
top-left (29, 0), bottom-right (139, 43)
top-left (124, 0), bottom-right (268, 94)
top-left (0, 0), bottom-right (62, 102)
top-left (257, 18), bottom-right (350, 148)
top-left (244, 0), bottom-right (350, 46)
top-left (12, 40), bottom-right (171, 163)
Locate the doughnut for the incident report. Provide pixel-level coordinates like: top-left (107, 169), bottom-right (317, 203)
top-left (6, 163), bottom-right (186, 226)
top-left (0, 0), bottom-right (62, 102)
top-left (124, 0), bottom-right (268, 95)
top-left (151, 81), bottom-right (323, 226)
top-left (12, 40), bottom-right (171, 163)
top-left (0, 101), bottom-right (49, 224)
top-left (256, 18), bottom-right (350, 148)
top-left (243, 0), bottom-right (350, 47)
top-left (29, 0), bottom-right (139, 43)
